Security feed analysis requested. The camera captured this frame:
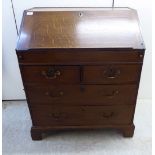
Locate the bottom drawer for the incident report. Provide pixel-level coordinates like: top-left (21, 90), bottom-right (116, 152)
top-left (31, 105), bottom-right (134, 126)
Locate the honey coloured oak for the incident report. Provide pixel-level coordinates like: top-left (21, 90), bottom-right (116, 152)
top-left (16, 7), bottom-right (145, 140)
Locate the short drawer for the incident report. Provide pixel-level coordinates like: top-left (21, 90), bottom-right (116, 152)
top-left (21, 66), bottom-right (80, 84)
top-left (82, 64), bottom-right (142, 84)
top-left (26, 84), bottom-right (137, 105)
top-left (31, 105), bottom-right (134, 126)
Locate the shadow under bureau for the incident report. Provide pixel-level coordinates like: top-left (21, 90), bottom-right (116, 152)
top-left (16, 7), bottom-right (145, 140)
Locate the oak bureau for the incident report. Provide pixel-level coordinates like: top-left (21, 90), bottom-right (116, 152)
top-left (16, 7), bottom-right (145, 140)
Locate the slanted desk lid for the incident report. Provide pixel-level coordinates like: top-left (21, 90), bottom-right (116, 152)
top-left (16, 7), bottom-right (145, 51)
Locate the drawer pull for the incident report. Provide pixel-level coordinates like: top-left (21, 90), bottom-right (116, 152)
top-left (104, 68), bottom-right (120, 79)
top-left (45, 91), bottom-right (64, 98)
top-left (41, 68), bottom-right (61, 79)
top-left (48, 112), bottom-right (66, 120)
top-left (102, 90), bottom-right (119, 98)
top-left (102, 112), bottom-right (114, 118)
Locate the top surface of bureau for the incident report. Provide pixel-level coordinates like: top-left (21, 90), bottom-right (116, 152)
top-left (16, 7), bottom-right (145, 51)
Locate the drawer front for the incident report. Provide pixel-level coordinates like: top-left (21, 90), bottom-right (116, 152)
top-left (26, 84), bottom-right (137, 106)
top-left (17, 50), bottom-right (144, 65)
top-left (21, 66), bottom-right (79, 84)
top-left (31, 105), bottom-right (134, 126)
top-left (83, 64), bottom-right (142, 84)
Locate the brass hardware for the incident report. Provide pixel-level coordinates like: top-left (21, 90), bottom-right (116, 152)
top-left (102, 112), bottom-right (114, 118)
top-left (41, 67), bottom-right (61, 79)
top-left (48, 112), bottom-right (66, 120)
top-left (45, 91), bottom-right (64, 97)
top-left (102, 90), bottom-right (119, 98)
top-left (103, 67), bottom-right (120, 79)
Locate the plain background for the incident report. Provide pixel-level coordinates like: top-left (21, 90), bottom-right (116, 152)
top-left (2, 0), bottom-right (152, 100)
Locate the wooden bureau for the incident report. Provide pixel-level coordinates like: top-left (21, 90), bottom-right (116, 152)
top-left (16, 7), bottom-right (145, 140)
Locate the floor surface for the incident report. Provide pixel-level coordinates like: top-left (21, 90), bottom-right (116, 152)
top-left (2, 100), bottom-right (152, 155)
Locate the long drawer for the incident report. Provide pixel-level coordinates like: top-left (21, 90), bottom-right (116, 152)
top-left (17, 50), bottom-right (144, 65)
top-left (26, 84), bottom-right (137, 106)
top-left (31, 105), bottom-right (134, 126)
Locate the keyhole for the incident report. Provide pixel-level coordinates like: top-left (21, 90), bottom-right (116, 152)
top-left (79, 12), bottom-right (83, 17)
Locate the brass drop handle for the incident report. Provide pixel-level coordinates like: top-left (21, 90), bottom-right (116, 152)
top-left (102, 112), bottom-right (114, 118)
top-left (104, 68), bottom-right (121, 79)
top-left (48, 112), bottom-right (66, 120)
top-left (102, 90), bottom-right (119, 98)
top-left (41, 68), bottom-right (61, 79)
top-left (45, 91), bottom-right (64, 98)
top-left (107, 75), bottom-right (117, 79)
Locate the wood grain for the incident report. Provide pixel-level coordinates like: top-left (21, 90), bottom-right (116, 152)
top-left (16, 8), bottom-right (145, 140)
top-left (31, 105), bottom-right (134, 126)
top-left (16, 8), bottom-right (145, 50)
top-left (25, 84), bottom-right (137, 106)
